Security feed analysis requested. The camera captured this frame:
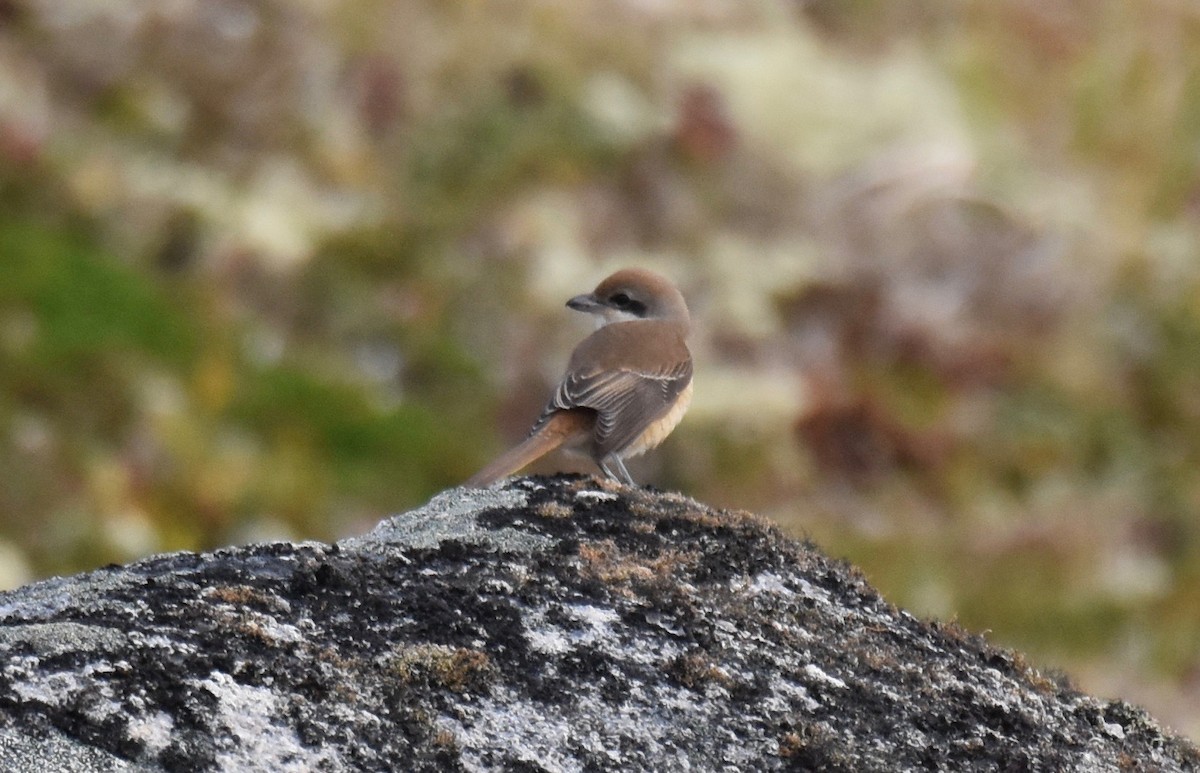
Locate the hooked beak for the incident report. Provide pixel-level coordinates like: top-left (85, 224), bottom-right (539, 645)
top-left (566, 293), bottom-right (603, 313)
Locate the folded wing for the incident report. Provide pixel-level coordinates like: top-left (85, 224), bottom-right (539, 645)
top-left (533, 322), bottom-right (692, 458)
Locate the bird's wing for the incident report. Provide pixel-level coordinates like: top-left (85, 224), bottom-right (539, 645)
top-left (538, 343), bottom-right (692, 457)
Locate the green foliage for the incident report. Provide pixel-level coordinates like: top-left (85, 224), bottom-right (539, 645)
top-left (0, 221), bottom-right (196, 368)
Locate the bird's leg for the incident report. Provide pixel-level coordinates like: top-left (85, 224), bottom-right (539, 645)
top-left (612, 456), bottom-right (637, 486)
top-left (598, 457), bottom-right (637, 486)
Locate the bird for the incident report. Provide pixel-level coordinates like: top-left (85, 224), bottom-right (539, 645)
top-left (466, 268), bottom-right (693, 488)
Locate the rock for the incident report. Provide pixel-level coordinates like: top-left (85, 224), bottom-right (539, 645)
top-left (0, 476), bottom-right (1195, 772)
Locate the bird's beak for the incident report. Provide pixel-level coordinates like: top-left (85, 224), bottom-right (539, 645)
top-left (566, 293), bottom-right (603, 313)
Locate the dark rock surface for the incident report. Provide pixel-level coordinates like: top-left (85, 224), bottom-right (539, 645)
top-left (0, 475), bottom-right (1195, 772)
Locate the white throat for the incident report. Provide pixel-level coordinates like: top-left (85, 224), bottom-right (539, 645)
top-left (593, 309), bottom-right (645, 329)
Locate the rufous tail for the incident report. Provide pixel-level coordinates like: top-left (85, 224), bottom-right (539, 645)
top-left (466, 409), bottom-right (594, 488)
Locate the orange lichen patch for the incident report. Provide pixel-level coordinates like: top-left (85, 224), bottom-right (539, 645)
top-left (628, 518), bottom-right (656, 534)
top-left (645, 501), bottom-right (771, 533)
top-left (200, 585), bottom-right (303, 647)
top-left (577, 540), bottom-right (654, 588)
top-left (858, 649), bottom-right (892, 672)
top-left (713, 508), bottom-right (775, 530)
top-left (667, 650), bottom-right (733, 690)
top-left (206, 585), bottom-right (273, 607)
top-left (627, 501), bottom-right (660, 521)
top-left (778, 732), bottom-right (807, 759)
top-left (204, 583), bottom-right (299, 615)
top-left (1008, 651), bottom-right (1064, 694)
top-left (312, 645), bottom-right (356, 671)
top-left (777, 726), bottom-right (851, 767)
top-left (577, 539), bottom-right (698, 595)
top-left (581, 476), bottom-right (625, 495)
top-left (389, 644), bottom-right (494, 693)
top-left (535, 501), bottom-right (573, 520)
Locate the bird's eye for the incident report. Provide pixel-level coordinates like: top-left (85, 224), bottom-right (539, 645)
top-left (608, 291), bottom-right (647, 316)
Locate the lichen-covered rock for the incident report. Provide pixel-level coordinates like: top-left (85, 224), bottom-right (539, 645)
top-left (0, 476), bottom-right (1195, 772)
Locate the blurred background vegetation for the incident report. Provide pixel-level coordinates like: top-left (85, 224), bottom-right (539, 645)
top-left (1, 0), bottom-right (1198, 739)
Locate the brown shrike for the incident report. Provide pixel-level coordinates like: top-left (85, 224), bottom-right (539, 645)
top-left (467, 268), bottom-right (692, 487)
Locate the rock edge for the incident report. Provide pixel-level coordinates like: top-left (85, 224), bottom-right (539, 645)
top-left (0, 476), bottom-right (1195, 772)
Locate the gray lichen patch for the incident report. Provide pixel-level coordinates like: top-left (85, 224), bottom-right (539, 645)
top-left (0, 475), bottom-right (1196, 772)
top-left (0, 622), bottom-right (130, 659)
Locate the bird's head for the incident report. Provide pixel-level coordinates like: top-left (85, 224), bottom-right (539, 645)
top-left (566, 268), bottom-right (689, 330)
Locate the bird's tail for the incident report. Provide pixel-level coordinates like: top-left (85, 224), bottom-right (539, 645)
top-left (465, 410), bottom-right (594, 488)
